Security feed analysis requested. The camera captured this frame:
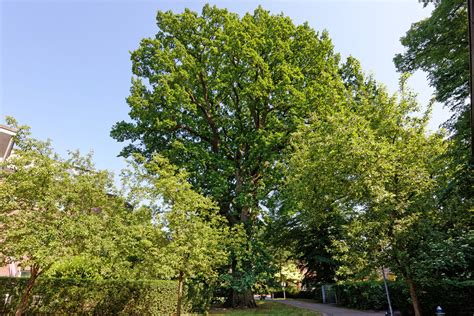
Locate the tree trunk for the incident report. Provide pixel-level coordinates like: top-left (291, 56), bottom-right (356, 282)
top-left (15, 264), bottom-right (40, 316)
top-left (224, 254), bottom-right (257, 308)
top-left (176, 270), bottom-right (184, 316)
top-left (406, 277), bottom-right (422, 316)
top-left (224, 181), bottom-right (259, 309)
top-left (279, 252), bottom-right (286, 300)
top-left (225, 288), bottom-right (256, 308)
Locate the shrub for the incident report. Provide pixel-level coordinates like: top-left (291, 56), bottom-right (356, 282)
top-left (336, 281), bottom-right (392, 310)
top-left (185, 278), bottom-right (217, 313)
top-left (0, 277), bottom-right (179, 315)
top-left (334, 279), bottom-right (474, 316)
top-left (414, 280), bottom-right (474, 316)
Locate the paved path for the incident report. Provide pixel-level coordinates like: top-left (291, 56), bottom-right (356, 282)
top-left (276, 299), bottom-right (386, 316)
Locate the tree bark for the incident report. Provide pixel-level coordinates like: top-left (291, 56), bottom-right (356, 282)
top-left (176, 270), bottom-right (184, 316)
top-left (224, 257), bottom-right (256, 308)
top-left (406, 277), bottom-right (422, 316)
top-left (224, 288), bottom-right (257, 308)
top-left (15, 264), bottom-right (40, 316)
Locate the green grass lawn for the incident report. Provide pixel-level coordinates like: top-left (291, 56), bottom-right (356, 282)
top-left (210, 301), bottom-right (321, 315)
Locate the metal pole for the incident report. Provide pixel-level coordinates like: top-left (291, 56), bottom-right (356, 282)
top-left (382, 267), bottom-right (394, 316)
top-left (322, 285), bottom-right (326, 304)
top-left (468, 0), bottom-right (474, 158)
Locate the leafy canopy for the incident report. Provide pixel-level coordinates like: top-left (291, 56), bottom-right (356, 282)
top-left (394, 0), bottom-right (468, 114)
top-left (111, 4), bottom-right (344, 226)
top-left (123, 154), bottom-right (229, 282)
top-left (0, 118), bottom-right (163, 281)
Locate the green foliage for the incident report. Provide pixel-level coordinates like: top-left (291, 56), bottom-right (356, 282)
top-left (394, 0), bottom-right (468, 113)
top-left (335, 281), bottom-right (407, 311)
top-left (287, 70), bottom-right (455, 278)
top-left (282, 62), bottom-right (468, 316)
top-left (0, 118), bottom-right (235, 313)
top-left (277, 261), bottom-right (304, 289)
top-left (47, 255), bottom-right (103, 279)
top-left (270, 213), bottom-right (343, 284)
top-left (0, 121), bottom-right (119, 276)
top-left (395, 0), bottom-right (474, 288)
top-left (186, 277), bottom-right (218, 313)
top-left (0, 277), bottom-right (179, 315)
top-left (111, 5), bottom-right (347, 302)
top-left (394, 1), bottom-right (473, 253)
top-left (111, 6), bottom-right (343, 222)
top-left (334, 280), bottom-right (474, 316)
top-left (124, 154), bottom-right (230, 312)
top-left (126, 153), bottom-right (229, 278)
top-left (3, 2), bottom-right (471, 313)
top-left (273, 58), bottom-right (403, 283)
top-left (219, 226), bottom-right (277, 294)
top-left (0, 120), bottom-right (168, 313)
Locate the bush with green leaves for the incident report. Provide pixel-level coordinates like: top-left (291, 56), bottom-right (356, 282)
top-left (0, 277), bottom-right (180, 315)
top-left (333, 280), bottom-right (474, 316)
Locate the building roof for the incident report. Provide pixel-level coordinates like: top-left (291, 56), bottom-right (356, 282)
top-left (0, 124), bottom-right (17, 135)
top-left (0, 125), bottom-right (17, 161)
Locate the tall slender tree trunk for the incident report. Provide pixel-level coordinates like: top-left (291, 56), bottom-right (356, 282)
top-left (279, 252), bottom-right (286, 300)
top-left (15, 264), bottom-right (40, 316)
top-left (176, 270), bottom-right (184, 316)
top-left (406, 277), bottom-right (422, 316)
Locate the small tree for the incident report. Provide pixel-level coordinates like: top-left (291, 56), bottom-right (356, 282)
top-left (0, 120), bottom-right (133, 315)
top-left (125, 155), bottom-right (229, 314)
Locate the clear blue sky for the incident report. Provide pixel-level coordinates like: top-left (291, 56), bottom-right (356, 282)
top-left (1, 0), bottom-right (445, 176)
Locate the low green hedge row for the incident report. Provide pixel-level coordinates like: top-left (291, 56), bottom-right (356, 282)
top-left (0, 277), bottom-right (179, 315)
top-left (310, 280), bottom-right (474, 316)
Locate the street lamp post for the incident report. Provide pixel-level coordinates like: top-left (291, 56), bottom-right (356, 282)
top-left (382, 267), bottom-right (394, 316)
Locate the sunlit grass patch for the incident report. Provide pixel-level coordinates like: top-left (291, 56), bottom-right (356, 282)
top-left (210, 301), bottom-right (322, 315)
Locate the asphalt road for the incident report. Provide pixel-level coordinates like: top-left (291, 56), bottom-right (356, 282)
top-left (276, 299), bottom-right (386, 316)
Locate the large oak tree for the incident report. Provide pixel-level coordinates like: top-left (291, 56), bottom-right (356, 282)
top-left (111, 5), bottom-right (344, 306)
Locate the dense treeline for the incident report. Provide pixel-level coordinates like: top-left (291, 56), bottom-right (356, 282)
top-left (272, 2), bottom-right (473, 315)
top-left (273, 2), bottom-right (473, 316)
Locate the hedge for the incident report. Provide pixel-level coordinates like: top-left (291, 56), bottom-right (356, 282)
top-left (0, 277), bottom-right (180, 315)
top-left (308, 280), bottom-right (474, 316)
top-left (334, 280), bottom-right (410, 312)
